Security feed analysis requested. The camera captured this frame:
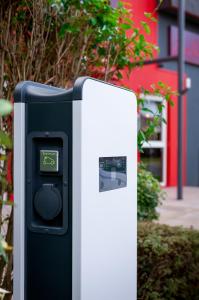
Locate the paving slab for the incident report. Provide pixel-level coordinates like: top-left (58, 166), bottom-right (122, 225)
top-left (156, 186), bottom-right (199, 229)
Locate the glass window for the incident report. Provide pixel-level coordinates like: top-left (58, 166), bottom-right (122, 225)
top-left (140, 100), bottom-right (162, 141)
top-left (139, 95), bottom-right (167, 185)
top-left (140, 148), bottom-right (163, 182)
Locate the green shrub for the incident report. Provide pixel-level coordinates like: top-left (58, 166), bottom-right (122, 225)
top-left (138, 222), bottom-right (199, 300)
top-left (137, 163), bottom-right (165, 221)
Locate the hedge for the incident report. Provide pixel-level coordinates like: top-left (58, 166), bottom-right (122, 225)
top-left (138, 222), bottom-right (199, 300)
top-left (137, 163), bottom-right (165, 221)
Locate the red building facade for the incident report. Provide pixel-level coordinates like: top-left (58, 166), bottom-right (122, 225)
top-left (120, 0), bottom-right (187, 187)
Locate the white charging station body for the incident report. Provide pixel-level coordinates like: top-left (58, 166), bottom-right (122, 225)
top-left (14, 77), bottom-right (137, 300)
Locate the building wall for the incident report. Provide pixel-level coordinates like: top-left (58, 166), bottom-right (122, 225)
top-left (159, 12), bottom-right (199, 186)
top-left (122, 0), bottom-right (181, 186)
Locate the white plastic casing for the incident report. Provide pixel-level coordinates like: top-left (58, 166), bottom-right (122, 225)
top-left (14, 103), bottom-right (25, 300)
top-left (73, 79), bottom-right (137, 300)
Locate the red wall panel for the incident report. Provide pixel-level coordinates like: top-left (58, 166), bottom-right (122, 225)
top-left (121, 0), bottom-right (187, 186)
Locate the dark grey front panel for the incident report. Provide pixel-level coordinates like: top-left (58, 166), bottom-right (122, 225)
top-left (25, 102), bottom-right (72, 300)
top-left (159, 12), bottom-right (199, 186)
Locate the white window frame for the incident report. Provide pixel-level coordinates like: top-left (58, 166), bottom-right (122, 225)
top-left (139, 94), bottom-right (167, 186)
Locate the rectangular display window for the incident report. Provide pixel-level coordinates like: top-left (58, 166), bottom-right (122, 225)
top-left (99, 156), bottom-right (127, 192)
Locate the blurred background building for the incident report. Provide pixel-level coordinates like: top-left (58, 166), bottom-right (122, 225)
top-left (113, 0), bottom-right (199, 187)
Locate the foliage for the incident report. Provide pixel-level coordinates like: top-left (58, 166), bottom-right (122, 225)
top-left (138, 222), bottom-right (199, 300)
top-left (137, 163), bottom-right (165, 221)
top-left (0, 101), bottom-right (12, 118)
top-left (0, 0), bottom-right (175, 149)
top-left (137, 81), bottom-right (176, 152)
top-left (0, 99), bottom-right (13, 198)
top-left (0, 237), bottom-right (8, 263)
top-left (0, 99), bottom-right (13, 267)
top-left (0, 94), bottom-right (13, 297)
top-left (48, 0), bottom-right (158, 81)
top-left (0, 0), bottom-right (158, 93)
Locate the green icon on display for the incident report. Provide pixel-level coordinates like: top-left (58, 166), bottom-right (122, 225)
top-left (43, 156), bottom-right (55, 166)
top-left (40, 150), bottom-right (59, 172)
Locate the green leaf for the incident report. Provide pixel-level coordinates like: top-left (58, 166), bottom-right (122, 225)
top-left (169, 99), bottom-right (174, 106)
top-left (144, 12), bottom-right (152, 18)
top-left (116, 71), bottom-right (123, 79)
top-left (138, 130), bottom-right (146, 143)
top-left (0, 100), bottom-right (12, 116)
top-left (144, 12), bottom-right (157, 23)
top-left (157, 103), bottom-right (164, 113)
top-left (90, 18), bottom-right (97, 26)
top-left (0, 235), bottom-right (8, 263)
top-left (142, 107), bottom-right (154, 114)
top-left (121, 23), bottom-right (131, 30)
top-left (150, 17), bottom-right (157, 22)
top-left (59, 23), bottom-right (79, 37)
top-left (117, 1), bottom-right (124, 8)
top-left (141, 21), bottom-right (151, 34)
top-left (157, 81), bottom-right (165, 88)
top-left (0, 131), bottom-right (12, 149)
top-left (98, 47), bottom-right (106, 56)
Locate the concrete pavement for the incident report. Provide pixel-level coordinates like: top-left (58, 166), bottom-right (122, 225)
top-left (157, 186), bottom-right (199, 229)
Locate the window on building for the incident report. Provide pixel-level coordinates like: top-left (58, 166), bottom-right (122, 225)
top-left (139, 95), bottom-right (167, 185)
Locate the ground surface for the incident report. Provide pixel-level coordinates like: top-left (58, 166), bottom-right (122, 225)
top-left (157, 186), bottom-right (199, 229)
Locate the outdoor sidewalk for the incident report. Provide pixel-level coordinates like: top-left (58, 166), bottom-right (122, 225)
top-left (157, 186), bottom-right (199, 229)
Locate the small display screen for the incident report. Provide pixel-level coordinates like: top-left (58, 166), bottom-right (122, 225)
top-left (99, 156), bottom-right (127, 192)
top-left (40, 150), bottom-right (59, 172)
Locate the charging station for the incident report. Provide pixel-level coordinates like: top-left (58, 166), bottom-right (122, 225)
top-left (14, 77), bottom-right (137, 300)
